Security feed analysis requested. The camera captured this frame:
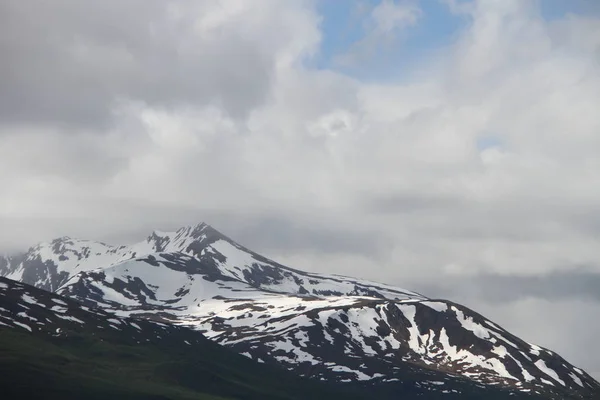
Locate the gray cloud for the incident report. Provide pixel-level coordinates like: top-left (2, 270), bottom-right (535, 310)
top-left (409, 269), bottom-right (600, 305)
top-left (0, 200), bottom-right (389, 263)
top-left (213, 214), bottom-right (393, 259)
top-left (0, 1), bottom-right (284, 129)
top-left (360, 192), bottom-right (466, 214)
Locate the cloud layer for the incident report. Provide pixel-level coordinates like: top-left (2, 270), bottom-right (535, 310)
top-left (1, 0), bottom-right (599, 378)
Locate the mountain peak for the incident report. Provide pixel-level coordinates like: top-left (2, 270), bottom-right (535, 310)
top-left (148, 230), bottom-right (171, 239)
top-left (189, 222), bottom-right (212, 237)
top-left (144, 222), bottom-right (223, 252)
top-left (176, 222), bottom-right (228, 243)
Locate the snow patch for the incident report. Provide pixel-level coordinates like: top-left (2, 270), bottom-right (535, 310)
top-left (56, 314), bottom-right (85, 324)
top-left (21, 294), bottom-right (40, 305)
top-left (535, 359), bottom-right (565, 386)
top-left (422, 301), bottom-right (448, 313)
top-left (13, 321), bottom-right (32, 332)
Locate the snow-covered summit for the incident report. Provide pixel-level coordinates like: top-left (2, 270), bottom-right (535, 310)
top-left (1, 222), bottom-right (423, 300)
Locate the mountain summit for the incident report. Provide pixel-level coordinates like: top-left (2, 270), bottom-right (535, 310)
top-left (1, 223), bottom-right (598, 399)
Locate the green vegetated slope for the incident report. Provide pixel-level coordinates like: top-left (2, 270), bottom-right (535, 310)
top-left (0, 327), bottom-right (361, 400)
top-left (0, 326), bottom-right (557, 400)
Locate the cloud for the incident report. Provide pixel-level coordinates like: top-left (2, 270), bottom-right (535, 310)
top-left (410, 269), bottom-right (600, 304)
top-left (1, 0), bottom-right (600, 378)
top-left (371, 0), bottom-right (421, 34)
top-left (0, 0), bottom-right (319, 129)
top-left (2, 0), bottom-right (600, 277)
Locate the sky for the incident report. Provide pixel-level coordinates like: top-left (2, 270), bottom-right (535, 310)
top-left (1, 0), bottom-right (600, 379)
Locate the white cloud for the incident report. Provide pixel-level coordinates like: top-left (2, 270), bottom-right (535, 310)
top-left (1, 0), bottom-right (599, 276)
top-left (371, 0), bottom-right (421, 34)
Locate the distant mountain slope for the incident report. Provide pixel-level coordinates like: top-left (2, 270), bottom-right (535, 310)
top-left (2, 223), bottom-right (599, 399)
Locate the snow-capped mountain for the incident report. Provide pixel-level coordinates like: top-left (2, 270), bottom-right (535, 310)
top-left (2, 223), bottom-right (599, 399)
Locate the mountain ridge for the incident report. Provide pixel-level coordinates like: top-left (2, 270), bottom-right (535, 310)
top-left (1, 222), bottom-right (598, 399)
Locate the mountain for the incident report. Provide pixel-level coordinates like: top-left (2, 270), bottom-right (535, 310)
top-left (2, 223), bottom-right (599, 399)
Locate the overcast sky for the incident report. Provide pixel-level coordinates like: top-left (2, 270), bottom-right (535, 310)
top-left (1, 0), bottom-right (600, 379)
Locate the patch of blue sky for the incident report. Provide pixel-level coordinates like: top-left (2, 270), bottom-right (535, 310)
top-left (311, 0), bottom-right (466, 82)
top-left (312, 1), bottom-right (368, 69)
top-left (311, 0), bottom-right (599, 82)
top-left (476, 135), bottom-right (504, 151)
top-left (539, 0), bottom-right (600, 20)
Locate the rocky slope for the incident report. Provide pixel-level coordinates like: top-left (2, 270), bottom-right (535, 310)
top-left (1, 223), bottom-right (598, 399)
